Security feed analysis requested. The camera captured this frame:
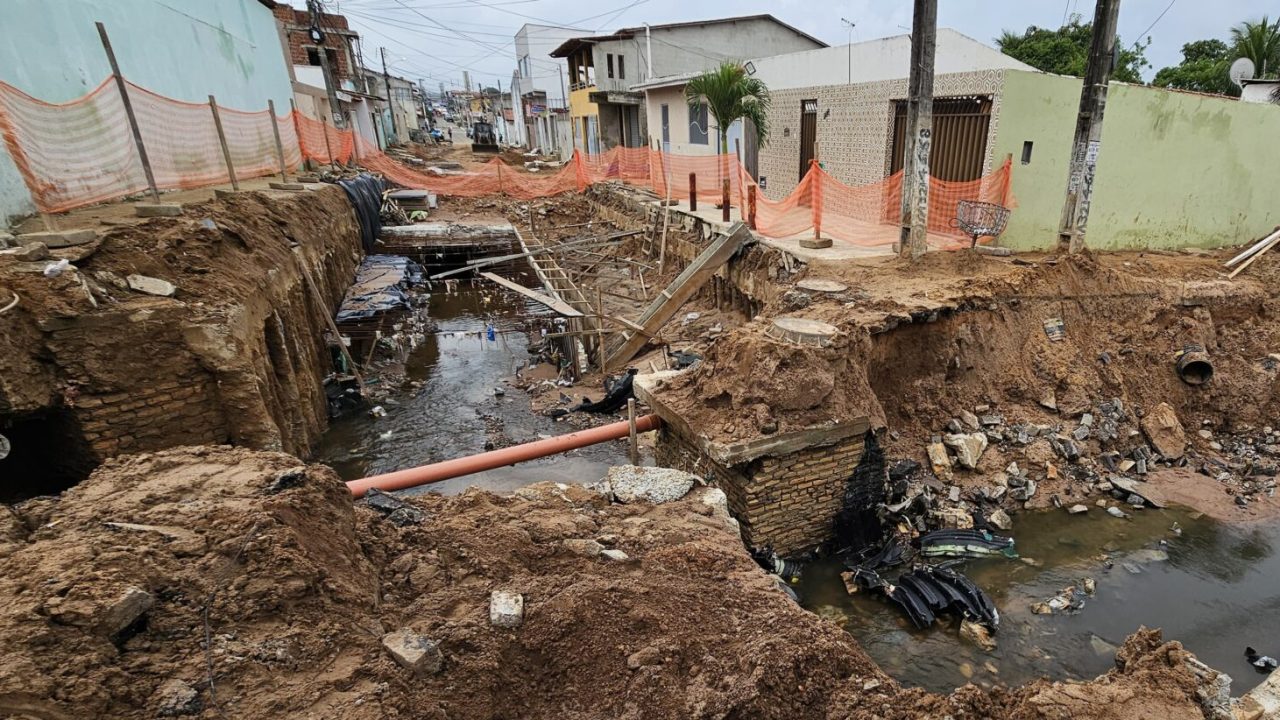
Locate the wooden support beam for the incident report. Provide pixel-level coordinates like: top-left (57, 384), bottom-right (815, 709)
top-left (478, 272), bottom-right (583, 317)
top-left (606, 223), bottom-right (751, 368)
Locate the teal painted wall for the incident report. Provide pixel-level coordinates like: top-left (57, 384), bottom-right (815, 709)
top-left (0, 0), bottom-right (294, 226)
top-left (992, 69), bottom-right (1280, 250)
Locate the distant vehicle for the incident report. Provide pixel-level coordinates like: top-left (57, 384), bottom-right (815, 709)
top-left (471, 121), bottom-right (499, 153)
top-left (430, 127), bottom-right (445, 142)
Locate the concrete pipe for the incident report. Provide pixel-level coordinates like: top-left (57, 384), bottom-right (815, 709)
top-left (1176, 345), bottom-right (1213, 386)
top-left (346, 414), bottom-right (662, 497)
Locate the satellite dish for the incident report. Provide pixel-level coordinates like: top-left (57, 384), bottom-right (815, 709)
top-left (1230, 57), bottom-right (1256, 89)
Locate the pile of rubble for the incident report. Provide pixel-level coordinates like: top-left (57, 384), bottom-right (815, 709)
top-left (896, 395), bottom-right (1279, 530)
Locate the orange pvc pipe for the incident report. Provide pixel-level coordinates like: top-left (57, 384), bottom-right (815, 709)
top-left (346, 414), bottom-right (663, 497)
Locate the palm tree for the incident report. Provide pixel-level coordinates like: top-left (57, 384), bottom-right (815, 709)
top-left (683, 62), bottom-right (771, 157)
top-left (1231, 16), bottom-right (1280, 78)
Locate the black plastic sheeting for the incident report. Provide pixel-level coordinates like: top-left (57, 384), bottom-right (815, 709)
top-left (335, 255), bottom-right (422, 322)
top-left (574, 369), bottom-right (638, 414)
top-left (338, 173), bottom-right (386, 253)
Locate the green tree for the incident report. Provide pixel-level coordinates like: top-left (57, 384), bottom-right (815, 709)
top-left (996, 19), bottom-right (1150, 83)
top-left (683, 61), bottom-right (771, 155)
top-left (1153, 39), bottom-right (1238, 96)
top-left (1230, 16), bottom-right (1280, 78)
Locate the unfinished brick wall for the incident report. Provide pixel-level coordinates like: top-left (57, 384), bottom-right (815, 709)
top-left (273, 5), bottom-right (355, 79)
top-left (656, 426), bottom-right (867, 556)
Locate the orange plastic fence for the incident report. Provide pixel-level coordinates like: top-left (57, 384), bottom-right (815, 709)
top-left (0, 74), bottom-right (1013, 248)
top-left (0, 77), bottom-right (300, 213)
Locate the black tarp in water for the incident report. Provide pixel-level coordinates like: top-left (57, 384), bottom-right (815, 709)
top-left (335, 255), bottom-right (419, 322)
top-left (338, 173), bottom-right (385, 253)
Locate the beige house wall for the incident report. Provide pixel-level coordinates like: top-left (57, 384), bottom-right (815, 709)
top-left (756, 69), bottom-right (1007, 200)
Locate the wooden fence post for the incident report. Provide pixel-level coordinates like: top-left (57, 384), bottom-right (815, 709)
top-left (689, 172), bottom-right (697, 212)
top-left (96, 21), bottom-right (159, 201)
top-left (208, 95), bottom-right (239, 191)
top-left (267, 99), bottom-right (289, 181)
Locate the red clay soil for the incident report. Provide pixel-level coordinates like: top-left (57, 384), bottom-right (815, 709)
top-left (0, 446), bottom-right (1221, 719)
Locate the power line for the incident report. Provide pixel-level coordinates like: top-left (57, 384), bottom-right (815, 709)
top-left (1133, 0), bottom-right (1176, 43)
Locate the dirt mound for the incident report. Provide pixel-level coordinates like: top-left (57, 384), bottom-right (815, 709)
top-left (0, 446), bottom-right (1224, 719)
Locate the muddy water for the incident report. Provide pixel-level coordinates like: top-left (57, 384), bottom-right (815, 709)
top-left (796, 508), bottom-right (1280, 694)
top-left (316, 268), bottom-right (635, 495)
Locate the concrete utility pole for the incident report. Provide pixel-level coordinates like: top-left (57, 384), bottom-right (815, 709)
top-left (1059, 0), bottom-right (1121, 253)
top-left (307, 0), bottom-right (345, 128)
top-left (898, 0), bottom-right (937, 260)
top-left (380, 46), bottom-right (397, 139)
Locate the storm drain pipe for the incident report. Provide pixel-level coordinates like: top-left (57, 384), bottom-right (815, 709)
top-left (346, 414), bottom-right (663, 497)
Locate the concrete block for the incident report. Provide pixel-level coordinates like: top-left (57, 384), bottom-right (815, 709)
top-left (269, 182), bottom-right (306, 191)
top-left (134, 203), bottom-right (183, 218)
top-left (213, 188), bottom-right (248, 199)
top-left (799, 236), bottom-right (833, 249)
top-left (127, 274), bottom-right (177, 297)
top-left (0, 231), bottom-right (13, 249)
top-left (601, 549), bottom-right (631, 562)
top-left (489, 590), bottom-right (524, 628)
top-left (563, 538), bottom-right (603, 557)
top-left (974, 245), bottom-right (1013, 256)
top-left (381, 629), bottom-right (443, 675)
top-left (604, 465), bottom-right (697, 504)
top-left (0, 242), bottom-right (49, 262)
top-left (16, 229), bottom-right (96, 248)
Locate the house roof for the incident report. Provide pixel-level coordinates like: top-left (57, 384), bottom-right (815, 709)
top-left (549, 14), bottom-right (826, 57)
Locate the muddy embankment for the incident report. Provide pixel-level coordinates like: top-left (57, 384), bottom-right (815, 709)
top-left (0, 188), bottom-right (362, 498)
top-left (0, 446), bottom-right (1224, 719)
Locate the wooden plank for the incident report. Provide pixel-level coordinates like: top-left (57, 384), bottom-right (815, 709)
top-left (479, 272), bottom-right (583, 317)
top-left (606, 222), bottom-right (752, 368)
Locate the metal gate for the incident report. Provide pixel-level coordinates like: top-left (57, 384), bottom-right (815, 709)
top-left (799, 99), bottom-right (817, 181)
top-left (890, 96), bottom-right (992, 182)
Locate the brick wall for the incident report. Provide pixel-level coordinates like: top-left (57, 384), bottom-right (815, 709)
top-left (274, 5), bottom-right (354, 79)
top-left (757, 70), bottom-right (1006, 200)
top-left (75, 378), bottom-right (227, 458)
top-left (655, 426), bottom-right (867, 556)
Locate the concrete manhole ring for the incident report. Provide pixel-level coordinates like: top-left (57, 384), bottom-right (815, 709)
top-left (767, 317), bottom-right (840, 347)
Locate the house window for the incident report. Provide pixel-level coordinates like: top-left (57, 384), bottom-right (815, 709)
top-left (607, 54), bottom-right (615, 79)
top-left (618, 56), bottom-right (625, 79)
top-left (689, 102), bottom-right (708, 145)
top-left (307, 47), bottom-right (321, 66)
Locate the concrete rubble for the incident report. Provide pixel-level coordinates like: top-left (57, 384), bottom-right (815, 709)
top-left (489, 590), bottom-right (524, 628)
top-left (381, 629), bottom-right (444, 675)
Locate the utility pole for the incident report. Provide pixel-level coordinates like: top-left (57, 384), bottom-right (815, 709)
top-left (841, 18), bottom-right (856, 84)
top-left (898, 0), bottom-right (937, 260)
top-left (307, 0), bottom-right (345, 128)
top-left (1059, 0), bottom-right (1121, 253)
top-left (380, 46), bottom-right (397, 139)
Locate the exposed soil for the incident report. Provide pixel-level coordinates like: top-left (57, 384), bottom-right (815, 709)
top-left (0, 446), bottom-right (1221, 719)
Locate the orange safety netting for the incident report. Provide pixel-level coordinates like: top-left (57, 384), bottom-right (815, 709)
top-left (0, 76), bottom-right (300, 213)
top-left (0, 74), bottom-right (1013, 246)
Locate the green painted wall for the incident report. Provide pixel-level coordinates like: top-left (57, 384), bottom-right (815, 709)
top-left (992, 69), bottom-right (1280, 250)
top-left (0, 0), bottom-right (294, 226)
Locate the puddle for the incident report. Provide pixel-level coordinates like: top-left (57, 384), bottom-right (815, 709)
top-left (316, 266), bottom-right (637, 495)
top-left (796, 507), bottom-right (1280, 694)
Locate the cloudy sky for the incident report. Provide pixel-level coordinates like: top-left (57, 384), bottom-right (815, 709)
top-left (299, 0), bottom-right (1270, 91)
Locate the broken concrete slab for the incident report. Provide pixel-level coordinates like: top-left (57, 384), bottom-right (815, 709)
top-left (16, 229), bottom-right (96, 248)
top-left (943, 432), bottom-right (988, 469)
top-left (1141, 402), bottom-right (1186, 459)
top-left (604, 465), bottom-right (696, 505)
top-left (601, 548), bottom-right (631, 562)
top-left (134, 203), bottom-right (184, 218)
top-left (213, 188), bottom-right (249, 199)
top-left (988, 508), bottom-right (1013, 530)
top-left (269, 182), bottom-right (306, 191)
top-left (127, 274), bottom-right (177, 297)
top-left (381, 629), bottom-right (443, 675)
top-left (0, 242), bottom-right (49, 262)
top-left (490, 590), bottom-right (524, 628)
top-left (1109, 477), bottom-right (1167, 508)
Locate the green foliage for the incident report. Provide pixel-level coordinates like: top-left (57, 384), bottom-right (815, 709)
top-left (995, 19), bottom-right (1150, 83)
top-left (1153, 39), bottom-right (1238, 96)
top-left (684, 62), bottom-right (771, 152)
top-left (1230, 16), bottom-right (1280, 78)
